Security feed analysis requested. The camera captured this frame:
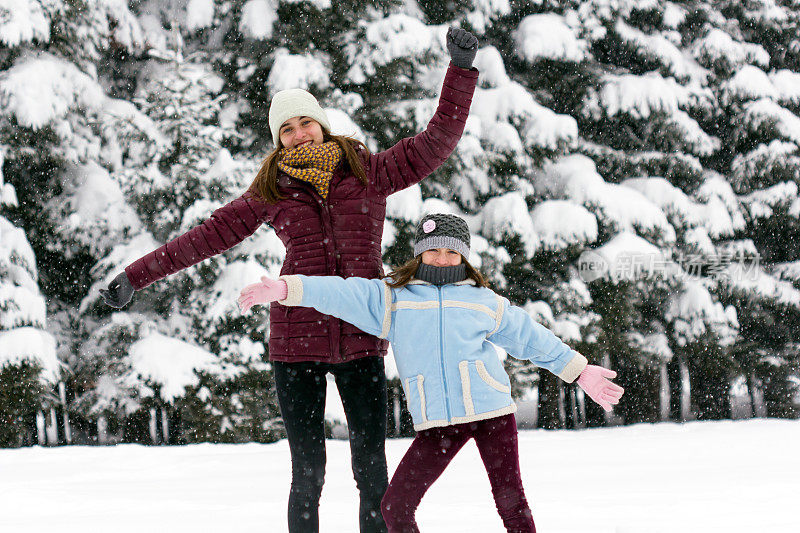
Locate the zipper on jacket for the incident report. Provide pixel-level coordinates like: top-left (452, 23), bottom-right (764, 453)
top-left (299, 174), bottom-right (341, 361)
top-left (437, 286), bottom-right (452, 422)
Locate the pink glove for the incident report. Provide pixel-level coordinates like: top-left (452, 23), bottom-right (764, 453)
top-left (238, 276), bottom-right (288, 313)
top-left (577, 365), bottom-right (624, 412)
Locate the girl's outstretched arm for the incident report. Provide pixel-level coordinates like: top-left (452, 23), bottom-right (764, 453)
top-left (489, 299), bottom-right (588, 382)
top-left (490, 298), bottom-right (623, 410)
top-left (239, 274), bottom-right (393, 340)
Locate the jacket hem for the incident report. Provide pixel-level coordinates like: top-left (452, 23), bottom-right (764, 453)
top-left (412, 404), bottom-right (517, 431)
top-left (268, 350), bottom-right (386, 364)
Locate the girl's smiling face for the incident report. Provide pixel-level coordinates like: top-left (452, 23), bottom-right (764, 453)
top-left (279, 116), bottom-right (324, 150)
top-left (420, 248), bottom-right (463, 267)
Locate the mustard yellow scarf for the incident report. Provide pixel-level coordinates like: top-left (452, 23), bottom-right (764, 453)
top-left (277, 141), bottom-right (343, 199)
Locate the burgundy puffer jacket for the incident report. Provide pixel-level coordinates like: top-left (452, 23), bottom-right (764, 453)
top-left (125, 64), bottom-right (478, 363)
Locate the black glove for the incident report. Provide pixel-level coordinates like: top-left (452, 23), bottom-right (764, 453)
top-left (446, 26), bottom-right (478, 69)
top-left (100, 271), bottom-right (135, 309)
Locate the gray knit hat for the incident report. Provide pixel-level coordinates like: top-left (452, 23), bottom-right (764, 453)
top-left (413, 214), bottom-right (471, 258)
top-left (268, 88), bottom-right (332, 146)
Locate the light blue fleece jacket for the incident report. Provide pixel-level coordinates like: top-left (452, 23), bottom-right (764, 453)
top-left (279, 275), bottom-right (588, 431)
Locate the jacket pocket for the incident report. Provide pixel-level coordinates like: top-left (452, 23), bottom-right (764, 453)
top-left (459, 360), bottom-right (511, 417)
top-left (403, 375), bottom-right (428, 424)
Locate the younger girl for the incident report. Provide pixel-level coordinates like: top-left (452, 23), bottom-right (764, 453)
top-left (238, 213), bottom-right (623, 532)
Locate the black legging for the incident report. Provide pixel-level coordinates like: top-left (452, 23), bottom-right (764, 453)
top-left (274, 357), bottom-right (388, 533)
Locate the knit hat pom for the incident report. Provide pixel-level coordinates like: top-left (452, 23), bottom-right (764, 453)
top-left (413, 214), bottom-right (471, 259)
top-left (268, 88), bottom-right (332, 146)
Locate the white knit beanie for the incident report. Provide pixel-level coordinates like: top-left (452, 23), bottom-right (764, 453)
top-left (268, 89), bottom-right (332, 146)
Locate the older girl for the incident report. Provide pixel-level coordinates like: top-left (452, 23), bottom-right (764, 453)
top-left (239, 213), bottom-right (624, 532)
top-left (101, 28), bottom-right (480, 533)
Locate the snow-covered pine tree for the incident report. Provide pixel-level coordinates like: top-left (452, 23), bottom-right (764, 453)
top-left (0, 149), bottom-right (60, 447)
top-left (711, 0), bottom-right (800, 419)
top-left (0, 0), bottom-right (154, 444)
top-left (77, 14), bottom-right (285, 443)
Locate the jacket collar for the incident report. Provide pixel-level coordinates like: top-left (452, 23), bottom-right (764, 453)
top-left (407, 278), bottom-right (477, 286)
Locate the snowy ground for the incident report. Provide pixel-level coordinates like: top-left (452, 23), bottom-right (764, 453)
top-left (1, 419), bottom-right (798, 532)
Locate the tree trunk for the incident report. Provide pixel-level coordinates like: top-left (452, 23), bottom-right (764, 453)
top-left (659, 362), bottom-right (670, 421)
top-left (668, 355), bottom-right (691, 421)
top-left (57, 382), bottom-right (72, 445)
top-left (149, 408), bottom-right (159, 444)
top-left (36, 411), bottom-right (47, 446)
top-left (746, 373), bottom-right (766, 417)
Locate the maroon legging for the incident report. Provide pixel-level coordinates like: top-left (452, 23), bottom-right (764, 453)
top-left (380, 413), bottom-right (535, 533)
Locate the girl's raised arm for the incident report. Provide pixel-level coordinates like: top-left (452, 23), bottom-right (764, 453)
top-left (367, 27), bottom-right (479, 196)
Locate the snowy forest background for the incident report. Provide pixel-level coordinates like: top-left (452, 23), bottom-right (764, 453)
top-left (2, 0), bottom-right (800, 448)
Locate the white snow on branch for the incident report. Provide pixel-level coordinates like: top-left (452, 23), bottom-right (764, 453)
top-left (731, 140), bottom-right (800, 188)
top-left (742, 0), bottom-right (790, 24)
top-left (0, 327), bottom-right (60, 383)
top-left (480, 192), bottom-right (539, 257)
top-left (770, 69), bottom-right (800, 106)
top-left (102, 0), bottom-right (147, 50)
top-left (620, 175), bottom-right (745, 241)
top-left (386, 184), bottom-right (423, 223)
top-left (267, 49), bottom-right (330, 92)
top-left (695, 175), bottom-right (746, 238)
top-left (666, 279), bottom-right (739, 346)
top-left (584, 231), bottom-right (669, 282)
top-left (772, 261), bottom-right (800, 282)
top-left (614, 20), bottom-right (706, 82)
top-left (666, 110), bottom-right (720, 156)
top-left (473, 46), bottom-right (510, 88)
top-left (723, 65), bottom-right (777, 102)
top-left (239, 0), bottom-right (278, 40)
top-left (465, 0), bottom-right (511, 33)
top-left (530, 200), bottom-right (598, 251)
top-left (621, 177), bottom-right (702, 227)
top-left (204, 259), bottom-right (280, 322)
top-left (692, 28), bottom-right (770, 69)
top-left (740, 181), bottom-right (798, 219)
top-left (325, 107), bottom-right (367, 143)
top-left (80, 232), bottom-right (162, 313)
top-left (0, 215), bottom-right (37, 284)
top-left (585, 72), bottom-right (709, 119)
top-left (0, 52), bottom-right (104, 130)
top-left (472, 83), bottom-right (578, 151)
top-left (743, 98), bottom-right (800, 144)
top-left (0, 0), bottom-right (50, 47)
top-left (282, 0), bottom-right (331, 8)
top-left (514, 13), bottom-right (587, 63)
top-left (536, 155), bottom-right (674, 239)
top-left (345, 15), bottom-right (440, 83)
top-left (663, 2), bottom-right (688, 29)
top-left (0, 216), bottom-right (46, 330)
top-left (627, 331), bottom-right (673, 361)
top-left (50, 162), bottom-right (143, 255)
top-left (185, 0), bottom-right (215, 31)
top-left (124, 331), bottom-right (221, 402)
top-left (720, 265), bottom-right (800, 308)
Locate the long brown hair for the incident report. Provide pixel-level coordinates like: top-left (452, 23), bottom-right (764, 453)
top-left (249, 130), bottom-right (370, 203)
top-left (385, 255), bottom-right (490, 289)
